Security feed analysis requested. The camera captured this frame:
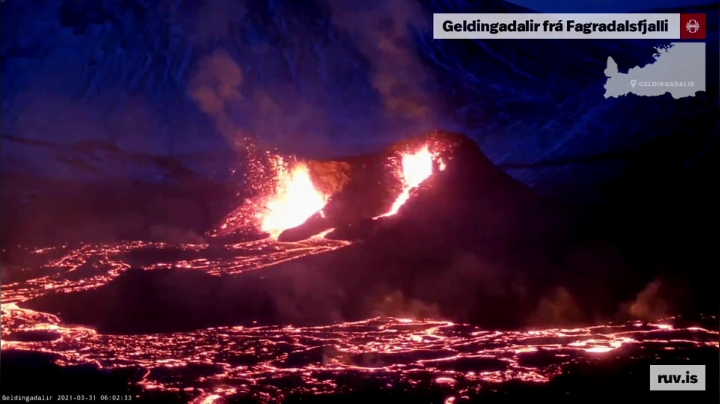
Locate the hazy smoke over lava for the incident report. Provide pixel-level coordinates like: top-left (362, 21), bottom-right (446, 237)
top-left (326, 0), bottom-right (434, 126)
top-left (187, 50), bottom-right (246, 149)
top-left (186, 0), bottom-right (436, 156)
top-left (621, 278), bottom-right (690, 321)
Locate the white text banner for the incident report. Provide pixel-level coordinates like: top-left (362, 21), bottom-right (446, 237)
top-left (433, 13), bottom-right (682, 39)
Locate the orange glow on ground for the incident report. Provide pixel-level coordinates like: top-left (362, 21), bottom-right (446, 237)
top-left (377, 146), bottom-right (435, 218)
top-left (1, 244), bottom-right (718, 403)
top-left (257, 158), bottom-right (328, 237)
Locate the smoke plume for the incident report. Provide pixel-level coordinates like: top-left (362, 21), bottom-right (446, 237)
top-left (326, 0), bottom-right (434, 124)
top-left (185, 0), bottom-right (436, 158)
top-left (187, 50), bottom-right (247, 150)
top-left (622, 278), bottom-right (672, 321)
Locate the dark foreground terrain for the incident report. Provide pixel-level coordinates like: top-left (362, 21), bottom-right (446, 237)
top-left (3, 343), bottom-right (718, 402)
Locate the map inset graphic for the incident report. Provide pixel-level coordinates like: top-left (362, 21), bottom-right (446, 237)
top-left (604, 42), bottom-right (706, 99)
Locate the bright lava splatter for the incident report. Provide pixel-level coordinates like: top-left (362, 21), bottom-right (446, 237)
top-left (214, 145), bottom-right (446, 238)
top-left (257, 158), bottom-right (328, 238)
top-left (376, 146), bottom-right (440, 218)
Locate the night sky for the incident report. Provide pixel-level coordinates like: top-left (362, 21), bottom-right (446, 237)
top-left (510, 0), bottom-right (715, 12)
top-left (1, 0), bottom-right (716, 183)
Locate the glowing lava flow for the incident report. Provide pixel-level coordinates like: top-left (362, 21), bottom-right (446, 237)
top-left (257, 158), bottom-right (328, 238)
top-left (377, 146), bottom-right (438, 218)
top-left (2, 244), bottom-right (718, 403)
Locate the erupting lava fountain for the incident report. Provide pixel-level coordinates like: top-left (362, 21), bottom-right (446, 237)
top-left (376, 145), bottom-right (444, 218)
top-left (231, 142), bottom-right (445, 239)
top-left (257, 157), bottom-right (328, 238)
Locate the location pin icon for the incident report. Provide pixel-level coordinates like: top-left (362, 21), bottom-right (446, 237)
top-left (630, 79), bottom-right (637, 88)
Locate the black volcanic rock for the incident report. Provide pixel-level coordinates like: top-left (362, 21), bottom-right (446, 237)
top-left (1, 172), bottom-right (237, 246)
top-left (325, 218), bottom-right (379, 241)
top-left (3, 330), bottom-right (62, 342)
top-left (276, 212), bottom-right (331, 242)
top-left (24, 267), bottom-right (281, 334)
top-left (1, 350), bottom-right (143, 396)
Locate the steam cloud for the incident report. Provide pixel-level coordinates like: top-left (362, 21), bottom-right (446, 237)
top-left (326, 0), bottom-right (434, 123)
top-left (622, 278), bottom-right (678, 321)
top-left (187, 50), bottom-right (246, 149)
top-left (186, 0), bottom-right (436, 156)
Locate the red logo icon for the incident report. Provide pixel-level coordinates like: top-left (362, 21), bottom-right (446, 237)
top-left (680, 14), bottom-right (706, 40)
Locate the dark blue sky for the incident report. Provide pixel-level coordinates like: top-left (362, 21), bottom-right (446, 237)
top-left (1, 0), bottom-right (716, 173)
top-left (509, 0), bottom-right (715, 12)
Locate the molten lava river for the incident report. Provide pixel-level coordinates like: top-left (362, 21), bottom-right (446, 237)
top-left (2, 148), bottom-right (718, 403)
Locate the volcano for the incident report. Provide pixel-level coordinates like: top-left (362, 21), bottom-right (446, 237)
top-left (21, 131), bottom-right (579, 332)
top-left (211, 131), bottom-right (560, 242)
